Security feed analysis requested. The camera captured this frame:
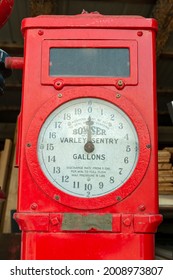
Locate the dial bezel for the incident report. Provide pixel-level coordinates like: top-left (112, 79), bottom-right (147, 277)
top-left (25, 87), bottom-right (151, 209)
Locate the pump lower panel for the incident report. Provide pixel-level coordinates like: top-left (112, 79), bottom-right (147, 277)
top-left (21, 232), bottom-right (155, 260)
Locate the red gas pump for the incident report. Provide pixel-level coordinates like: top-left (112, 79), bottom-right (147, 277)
top-left (5, 13), bottom-right (162, 260)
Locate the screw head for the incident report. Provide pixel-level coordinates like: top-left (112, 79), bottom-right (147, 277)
top-left (115, 80), bottom-right (125, 90)
top-left (118, 80), bottom-right (123, 86)
top-left (123, 218), bottom-right (131, 226)
top-left (54, 79), bottom-right (64, 90)
top-left (116, 93), bottom-right (121, 98)
top-left (137, 31), bottom-right (143, 37)
top-left (138, 204), bottom-right (146, 211)
top-left (31, 203), bottom-right (38, 210)
top-left (50, 217), bottom-right (60, 226)
top-left (38, 30), bottom-right (44, 36)
top-left (54, 195), bottom-right (60, 200)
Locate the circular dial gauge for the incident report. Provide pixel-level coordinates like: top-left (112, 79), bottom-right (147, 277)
top-left (37, 98), bottom-right (139, 198)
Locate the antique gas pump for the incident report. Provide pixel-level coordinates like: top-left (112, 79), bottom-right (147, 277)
top-left (5, 13), bottom-right (162, 260)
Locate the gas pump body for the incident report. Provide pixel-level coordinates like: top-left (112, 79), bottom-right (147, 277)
top-left (13, 14), bottom-right (162, 260)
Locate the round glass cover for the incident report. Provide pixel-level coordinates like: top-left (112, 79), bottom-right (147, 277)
top-left (37, 98), bottom-right (139, 198)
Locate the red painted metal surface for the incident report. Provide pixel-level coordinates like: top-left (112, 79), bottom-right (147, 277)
top-left (5, 57), bottom-right (24, 69)
top-left (0, 0), bottom-right (14, 28)
top-left (21, 232), bottom-right (156, 260)
top-left (12, 14), bottom-right (162, 259)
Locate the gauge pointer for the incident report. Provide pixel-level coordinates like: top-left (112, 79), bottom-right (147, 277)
top-left (84, 116), bottom-right (95, 153)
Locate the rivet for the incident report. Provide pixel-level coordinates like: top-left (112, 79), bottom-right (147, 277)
top-left (54, 79), bottom-right (64, 90)
top-left (31, 203), bottom-right (38, 210)
top-left (58, 93), bottom-right (63, 98)
top-left (137, 31), bottom-right (143, 37)
top-left (116, 93), bottom-right (121, 98)
top-left (115, 80), bottom-right (125, 90)
top-left (117, 80), bottom-right (123, 86)
top-left (123, 218), bottom-right (131, 226)
top-left (116, 196), bottom-right (121, 201)
top-left (50, 217), bottom-right (60, 225)
top-left (138, 204), bottom-right (146, 211)
top-left (54, 195), bottom-right (60, 200)
top-left (26, 143), bottom-right (31, 147)
top-left (38, 30), bottom-right (44, 36)
top-left (146, 144), bottom-right (151, 149)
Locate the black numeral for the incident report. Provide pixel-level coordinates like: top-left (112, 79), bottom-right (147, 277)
top-left (73, 181), bottom-right (80, 188)
top-left (75, 108), bottom-right (82, 115)
top-left (110, 176), bottom-right (114, 183)
top-left (126, 145), bottom-right (131, 152)
top-left (49, 132), bottom-right (56, 139)
top-left (46, 143), bottom-right (54, 150)
top-left (119, 168), bottom-right (123, 175)
top-left (48, 155), bottom-right (56, 162)
top-left (55, 122), bottom-right (62, 128)
top-left (53, 167), bottom-right (60, 174)
top-left (62, 175), bottom-right (69, 182)
top-left (84, 183), bottom-right (92, 191)
top-left (124, 157), bottom-right (129, 164)
top-left (64, 113), bottom-right (71, 120)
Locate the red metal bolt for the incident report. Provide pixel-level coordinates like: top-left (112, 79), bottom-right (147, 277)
top-left (138, 204), bottom-right (146, 211)
top-left (31, 203), bottom-right (38, 210)
top-left (54, 79), bottom-right (64, 90)
top-left (123, 218), bottom-right (131, 227)
top-left (137, 31), bottom-right (143, 37)
top-left (115, 80), bottom-right (125, 90)
top-left (117, 80), bottom-right (123, 87)
top-left (50, 217), bottom-right (60, 226)
top-left (116, 93), bottom-right (121, 99)
top-left (38, 30), bottom-right (44, 36)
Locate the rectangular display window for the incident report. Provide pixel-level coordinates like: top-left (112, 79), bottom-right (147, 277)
top-left (49, 48), bottom-right (130, 77)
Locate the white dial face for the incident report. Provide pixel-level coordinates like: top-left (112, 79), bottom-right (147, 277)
top-left (37, 98), bottom-right (139, 198)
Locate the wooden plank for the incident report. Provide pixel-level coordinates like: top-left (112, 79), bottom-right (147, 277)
top-left (160, 50), bottom-right (173, 59)
top-left (159, 194), bottom-right (173, 207)
top-left (155, 246), bottom-right (173, 260)
top-left (164, 147), bottom-right (173, 162)
top-left (159, 176), bottom-right (173, 183)
top-left (159, 170), bottom-right (173, 176)
top-left (158, 150), bottom-right (171, 163)
top-left (158, 150), bottom-right (171, 157)
top-left (158, 163), bottom-right (172, 170)
top-left (159, 182), bottom-right (173, 187)
top-left (159, 191), bottom-right (173, 195)
top-left (158, 157), bottom-right (171, 163)
top-left (0, 139), bottom-right (12, 192)
top-left (159, 183), bottom-right (173, 191)
top-left (0, 127), bottom-right (18, 233)
top-left (164, 147), bottom-right (173, 153)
